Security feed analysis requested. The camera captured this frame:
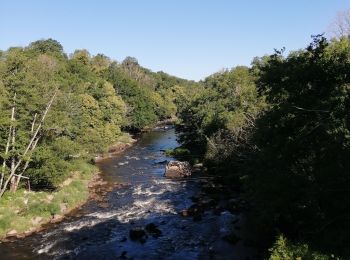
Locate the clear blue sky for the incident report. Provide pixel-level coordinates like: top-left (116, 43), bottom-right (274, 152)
top-left (1, 0), bottom-right (349, 81)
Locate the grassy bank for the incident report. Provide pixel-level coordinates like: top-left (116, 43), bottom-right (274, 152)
top-left (0, 133), bottom-right (135, 240)
top-left (0, 160), bottom-right (96, 239)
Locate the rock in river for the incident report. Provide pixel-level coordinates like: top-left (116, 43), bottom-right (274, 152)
top-left (129, 227), bottom-right (147, 242)
top-left (164, 161), bottom-right (191, 178)
top-left (145, 223), bottom-right (162, 238)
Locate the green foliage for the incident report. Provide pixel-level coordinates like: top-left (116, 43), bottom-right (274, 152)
top-left (245, 36), bottom-right (350, 256)
top-left (106, 58), bottom-right (196, 130)
top-left (177, 66), bottom-right (265, 170)
top-left (0, 38), bottom-right (192, 191)
top-left (27, 38), bottom-right (64, 57)
top-left (165, 147), bottom-right (191, 160)
top-left (0, 38), bottom-right (195, 239)
top-left (269, 235), bottom-right (334, 260)
top-left (176, 36), bottom-right (350, 258)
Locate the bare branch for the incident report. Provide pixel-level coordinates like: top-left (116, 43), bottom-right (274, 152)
top-left (292, 106), bottom-right (330, 113)
top-left (0, 89), bottom-right (58, 198)
top-left (329, 8), bottom-right (350, 38)
top-left (13, 136), bottom-right (40, 191)
top-left (31, 113), bottom-right (37, 134)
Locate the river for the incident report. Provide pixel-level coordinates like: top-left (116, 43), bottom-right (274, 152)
top-left (0, 128), bottom-right (256, 259)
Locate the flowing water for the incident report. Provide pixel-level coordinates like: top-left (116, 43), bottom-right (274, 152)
top-left (0, 128), bottom-right (255, 259)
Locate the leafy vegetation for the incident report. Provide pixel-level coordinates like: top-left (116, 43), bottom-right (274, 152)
top-left (269, 235), bottom-right (333, 260)
top-left (0, 39), bottom-right (191, 236)
top-left (0, 39), bottom-right (188, 191)
top-left (1, 32), bottom-right (349, 259)
top-left (176, 36), bottom-right (350, 258)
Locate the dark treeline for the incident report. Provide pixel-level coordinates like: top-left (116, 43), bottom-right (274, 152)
top-left (177, 35), bottom-right (350, 258)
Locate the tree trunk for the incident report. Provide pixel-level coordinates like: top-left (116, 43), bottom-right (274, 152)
top-left (0, 90), bottom-right (57, 198)
top-left (0, 93), bottom-right (16, 189)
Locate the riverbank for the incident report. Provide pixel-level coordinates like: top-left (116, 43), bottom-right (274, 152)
top-left (0, 161), bottom-right (96, 241)
top-left (94, 133), bottom-right (137, 163)
top-left (0, 134), bottom-right (136, 241)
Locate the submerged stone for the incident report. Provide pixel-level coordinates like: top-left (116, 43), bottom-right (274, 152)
top-left (129, 227), bottom-right (146, 241)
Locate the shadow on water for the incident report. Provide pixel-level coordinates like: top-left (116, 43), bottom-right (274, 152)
top-left (0, 128), bottom-right (256, 260)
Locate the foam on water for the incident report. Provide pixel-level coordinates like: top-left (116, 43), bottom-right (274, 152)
top-left (60, 182), bottom-right (178, 233)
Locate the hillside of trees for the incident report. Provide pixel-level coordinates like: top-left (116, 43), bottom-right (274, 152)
top-left (0, 39), bottom-right (195, 192)
top-left (176, 35), bottom-right (350, 258)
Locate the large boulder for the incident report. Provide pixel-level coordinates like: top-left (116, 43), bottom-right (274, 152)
top-left (164, 161), bottom-right (191, 178)
top-left (145, 223), bottom-right (162, 238)
top-left (129, 227), bottom-right (146, 241)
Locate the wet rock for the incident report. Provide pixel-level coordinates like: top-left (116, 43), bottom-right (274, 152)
top-left (193, 215), bottom-right (202, 221)
top-left (139, 237), bottom-right (147, 244)
top-left (7, 230), bottom-right (17, 237)
top-left (223, 233), bottom-right (241, 245)
top-left (209, 246), bottom-right (216, 257)
top-left (192, 163), bottom-right (203, 173)
top-left (180, 209), bottom-right (188, 217)
top-left (193, 163), bottom-right (203, 168)
top-left (213, 206), bottom-right (224, 216)
top-left (189, 195), bottom-right (200, 203)
top-left (164, 161), bottom-right (191, 178)
top-left (202, 184), bottom-right (219, 194)
top-left (154, 160), bottom-right (168, 165)
top-left (129, 227), bottom-right (146, 242)
top-left (232, 218), bottom-right (239, 225)
top-left (199, 198), bottom-right (217, 209)
top-left (120, 251), bottom-right (127, 259)
top-left (145, 223), bottom-right (162, 238)
top-left (99, 202), bottom-right (109, 208)
top-left (188, 203), bottom-right (204, 215)
top-left (180, 203), bottom-right (205, 221)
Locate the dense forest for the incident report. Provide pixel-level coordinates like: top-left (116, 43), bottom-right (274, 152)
top-left (0, 39), bottom-right (196, 191)
top-left (177, 35), bottom-right (350, 258)
top-left (0, 39), bottom-right (198, 242)
top-left (1, 34), bottom-right (350, 258)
